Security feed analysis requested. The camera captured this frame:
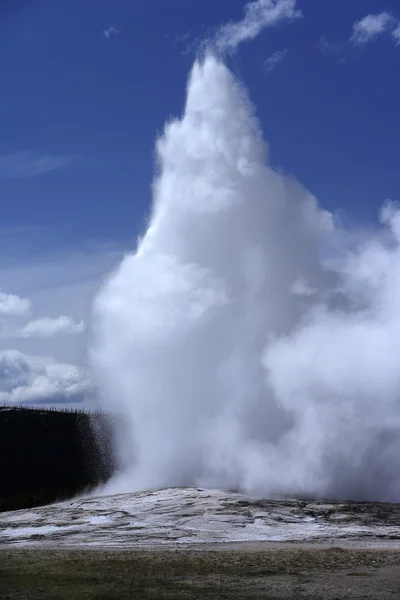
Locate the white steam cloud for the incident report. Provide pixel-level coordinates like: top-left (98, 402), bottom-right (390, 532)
top-left (91, 55), bottom-right (400, 502)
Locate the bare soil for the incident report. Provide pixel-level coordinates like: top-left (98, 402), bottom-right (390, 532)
top-left (1, 544), bottom-right (399, 599)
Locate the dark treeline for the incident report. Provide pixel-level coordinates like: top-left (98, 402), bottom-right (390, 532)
top-left (0, 406), bottom-right (116, 512)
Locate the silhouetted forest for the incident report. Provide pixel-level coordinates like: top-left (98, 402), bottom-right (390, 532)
top-left (0, 406), bottom-right (115, 512)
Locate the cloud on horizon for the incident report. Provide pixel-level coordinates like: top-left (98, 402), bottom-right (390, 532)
top-left (212, 0), bottom-right (301, 54)
top-left (0, 233), bottom-right (127, 407)
top-left (0, 349), bottom-right (93, 405)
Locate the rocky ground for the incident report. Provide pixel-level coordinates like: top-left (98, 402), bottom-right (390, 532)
top-left (1, 487), bottom-right (400, 548)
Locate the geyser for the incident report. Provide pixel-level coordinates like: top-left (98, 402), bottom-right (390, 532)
top-left (91, 55), bottom-right (400, 502)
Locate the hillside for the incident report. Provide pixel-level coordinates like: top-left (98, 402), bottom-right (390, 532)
top-left (0, 406), bottom-right (115, 512)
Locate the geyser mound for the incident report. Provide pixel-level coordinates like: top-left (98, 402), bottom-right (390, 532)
top-left (91, 55), bottom-right (400, 502)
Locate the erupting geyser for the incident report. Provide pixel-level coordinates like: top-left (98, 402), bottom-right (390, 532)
top-left (91, 55), bottom-right (400, 502)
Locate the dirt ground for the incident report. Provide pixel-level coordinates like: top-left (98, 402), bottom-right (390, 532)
top-left (1, 544), bottom-right (400, 599)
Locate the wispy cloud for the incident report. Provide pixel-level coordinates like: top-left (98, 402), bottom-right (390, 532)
top-left (317, 36), bottom-right (343, 57)
top-left (103, 26), bottom-right (119, 39)
top-left (393, 24), bottom-right (400, 45)
top-left (264, 48), bottom-right (288, 73)
top-left (0, 151), bottom-right (76, 179)
top-left (213, 0), bottom-right (301, 54)
top-left (0, 292), bottom-right (31, 316)
top-left (350, 12), bottom-right (395, 46)
top-left (18, 316), bottom-right (85, 339)
top-left (174, 30), bottom-right (192, 46)
top-left (171, 30), bottom-right (198, 56)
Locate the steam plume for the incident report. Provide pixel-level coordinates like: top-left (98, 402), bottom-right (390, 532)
top-left (91, 55), bottom-right (400, 502)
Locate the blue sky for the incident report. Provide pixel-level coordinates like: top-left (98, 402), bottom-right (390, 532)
top-left (0, 0), bottom-right (400, 405)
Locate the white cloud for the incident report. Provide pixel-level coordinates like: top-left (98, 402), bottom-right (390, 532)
top-left (18, 316), bottom-right (86, 339)
top-left (350, 12), bottom-right (394, 46)
top-left (0, 231), bottom-right (127, 405)
top-left (393, 24), bottom-right (400, 45)
top-left (0, 350), bottom-right (93, 405)
top-left (0, 292), bottom-right (31, 316)
top-left (0, 151), bottom-right (76, 178)
top-left (213, 0), bottom-right (301, 54)
top-left (264, 48), bottom-right (288, 73)
top-left (0, 289), bottom-right (85, 340)
top-left (103, 26), bottom-right (119, 39)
